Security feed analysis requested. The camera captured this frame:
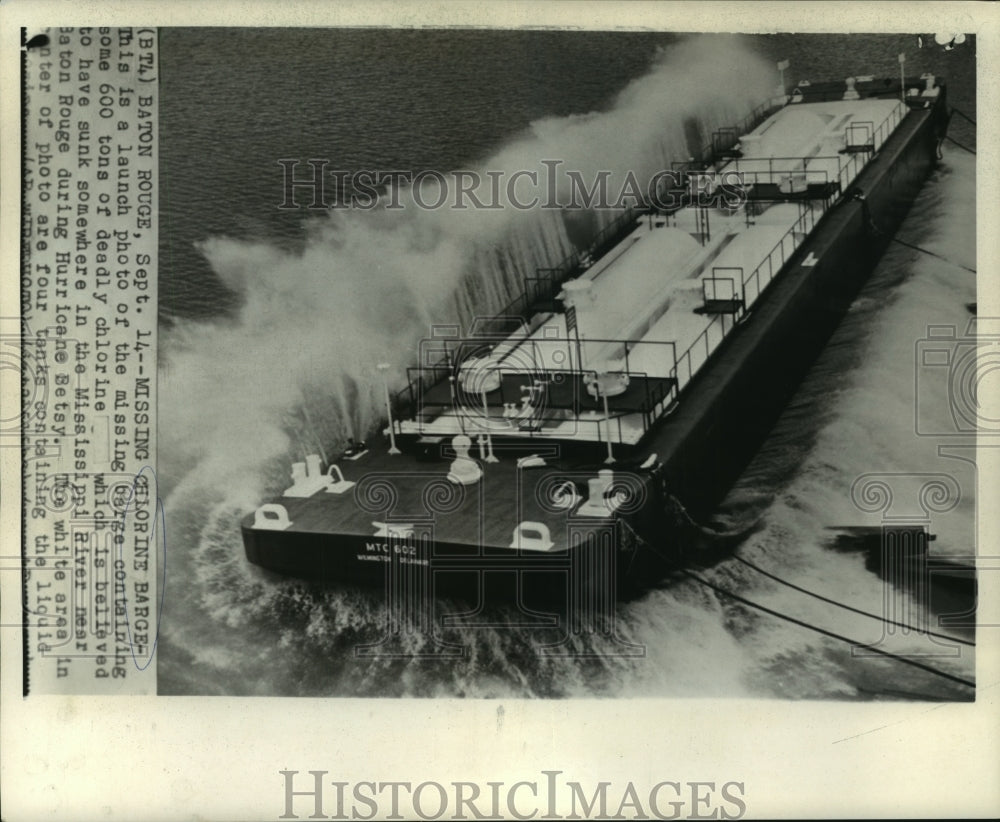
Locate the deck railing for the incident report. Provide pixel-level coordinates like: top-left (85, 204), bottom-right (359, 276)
top-left (690, 99), bottom-right (785, 170)
top-left (669, 310), bottom-right (739, 393)
top-left (832, 102), bottom-right (906, 191)
top-left (787, 77), bottom-right (932, 105)
top-left (672, 203), bottom-right (819, 390)
top-left (871, 101), bottom-right (906, 152)
top-left (393, 90), bottom-right (912, 436)
top-left (394, 204), bottom-right (646, 415)
top-left (725, 100), bottom-right (903, 191)
top-left (400, 335), bottom-right (680, 442)
top-left (740, 204), bottom-right (818, 306)
top-left (724, 155), bottom-right (840, 188)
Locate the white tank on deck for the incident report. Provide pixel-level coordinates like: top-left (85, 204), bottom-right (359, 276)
top-left (458, 354), bottom-right (502, 393)
top-left (757, 107), bottom-right (831, 157)
top-left (562, 278), bottom-right (595, 311)
top-left (738, 134), bottom-right (763, 158)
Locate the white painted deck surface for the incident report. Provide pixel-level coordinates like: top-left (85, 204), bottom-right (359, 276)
top-left (719, 99), bottom-right (905, 190)
top-left (400, 98), bottom-right (907, 444)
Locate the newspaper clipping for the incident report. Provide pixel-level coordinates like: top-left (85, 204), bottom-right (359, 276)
top-left (3, 6), bottom-right (998, 822)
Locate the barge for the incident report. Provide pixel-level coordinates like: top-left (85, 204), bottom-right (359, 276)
top-left (241, 71), bottom-right (951, 607)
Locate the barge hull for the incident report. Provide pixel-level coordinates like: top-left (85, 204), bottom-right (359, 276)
top-left (242, 89), bottom-right (949, 599)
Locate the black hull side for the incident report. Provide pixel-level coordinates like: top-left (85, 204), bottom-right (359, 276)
top-left (241, 524), bottom-right (655, 607)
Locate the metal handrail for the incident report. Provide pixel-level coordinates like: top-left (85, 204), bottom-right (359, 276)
top-left (834, 101), bottom-right (906, 192)
top-left (787, 77), bottom-right (928, 105)
top-left (669, 94), bottom-right (903, 386)
top-left (395, 204), bottom-right (647, 408)
top-left (394, 203), bottom-right (650, 414)
top-left (395, 94), bottom-right (911, 426)
top-left (690, 99), bottom-right (784, 169)
top-left (407, 364), bottom-right (663, 446)
top-left (669, 203), bottom-right (818, 390)
top-left (406, 336), bottom-right (678, 397)
top-left (402, 336), bottom-right (680, 435)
